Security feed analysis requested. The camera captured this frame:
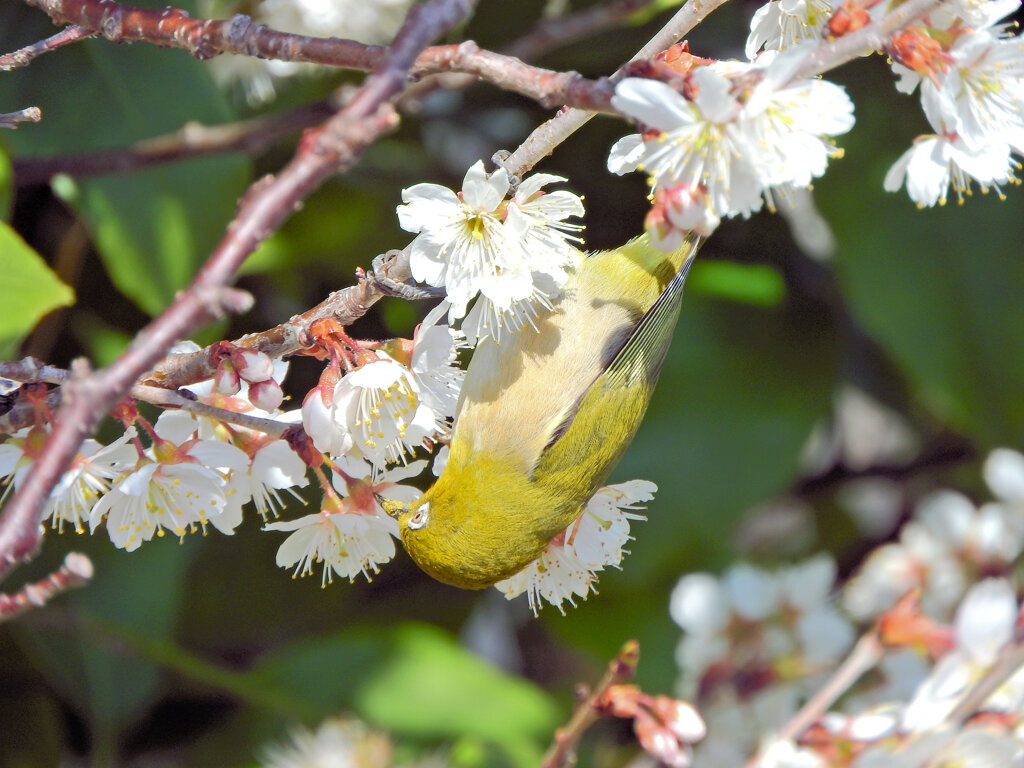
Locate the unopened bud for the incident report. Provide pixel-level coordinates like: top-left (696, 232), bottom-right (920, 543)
top-left (646, 185), bottom-right (719, 252)
top-left (231, 349), bottom-right (274, 383)
top-left (635, 711), bottom-right (693, 768)
top-left (214, 360), bottom-right (241, 395)
top-left (878, 590), bottom-right (956, 659)
top-left (652, 696), bottom-right (706, 742)
top-left (248, 378), bottom-right (284, 412)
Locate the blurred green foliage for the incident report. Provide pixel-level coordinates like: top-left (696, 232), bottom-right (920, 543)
top-left (1, 0), bottom-right (1023, 765)
top-left (0, 221), bottom-right (74, 358)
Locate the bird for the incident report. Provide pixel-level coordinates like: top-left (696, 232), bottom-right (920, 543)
top-left (378, 233), bottom-right (699, 589)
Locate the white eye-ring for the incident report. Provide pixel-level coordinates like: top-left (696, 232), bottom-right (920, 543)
top-left (408, 503), bottom-right (430, 530)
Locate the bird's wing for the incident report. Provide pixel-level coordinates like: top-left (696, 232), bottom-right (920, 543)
top-left (602, 252), bottom-right (695, 389)
top-left (533, 253), bottom-right (695, 494)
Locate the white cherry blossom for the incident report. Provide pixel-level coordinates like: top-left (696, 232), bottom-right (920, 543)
top-left (397, 162), bottom-right (584, 343)
top-left (264, 460), bottom-right (423, 584)
top-left (746, 0), bottom-right (835, 59)
top-left (331, 354), bottom-right (441, 468)
top-left (494, 480), bottom-right (654, 613)
top-left (223, 439), bottom-right (310, 521)
top-left (883, 134), bottom-right (1015, 207)
top-left (609, 71), bottom-right (764, 218)
top-left (46, 429), bottom-right (138, 534)
top-left (609, 51), bottom-right (853, 218)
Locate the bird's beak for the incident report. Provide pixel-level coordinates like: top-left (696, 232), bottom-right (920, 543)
top-left (375, 493), bottom-right (405, 519)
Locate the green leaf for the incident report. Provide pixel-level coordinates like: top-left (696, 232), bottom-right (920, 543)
top-left (255, 623), bottom-right (560, 767)
top-left (0, 221), bottom-right (74, 357)
top-left (357, 624), bottom-right (559, 744)
top-left (689, 261), bottom-right (786, 306)
top-left (0, 11), bottom-right (250, 317)
top-left (76, 158), bottom-right (246, 316)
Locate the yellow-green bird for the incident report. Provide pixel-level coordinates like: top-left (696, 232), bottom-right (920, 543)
top-left (380, 234), bottom-right (699, 589)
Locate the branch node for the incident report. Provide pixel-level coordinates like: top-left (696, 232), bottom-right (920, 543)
top-left (369, 250), bottom-right (441, 300)
top-left (100, 7), bottom-right (125, 41)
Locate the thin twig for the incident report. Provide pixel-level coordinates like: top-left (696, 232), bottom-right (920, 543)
top-left (142, 226), bottom-right (416, 390)
top-left (949, 634), bottom-right (1024, 725)
top-left (504, 0), bottom-right (731, 178)
top-left (0, 107), bottom-right (42, 129)
top-left (763, 633), bottom-right (883, 757)
top-left (0, 552), bottom-right (93, 622)
top-left (502, 0), bottom-right (658, 62)
top-left (13, 99), bottom-right (337, 185)
top-left (541, 639), bottom-right (641, 768)
top-left (0, 24), bottom-right (94, 70)
top-left (0, 358), bottom-right (69, 386)
top-left (131, 384), bottom-right (292, 437)
top-left (0, 0), bottom-right (478, 581)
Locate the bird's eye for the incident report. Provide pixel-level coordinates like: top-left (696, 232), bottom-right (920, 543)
top-left (408, 502), bottom-right (430, 530)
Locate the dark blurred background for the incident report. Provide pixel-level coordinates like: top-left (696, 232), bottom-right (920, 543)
top-left (1, 0), bottom-right (1023, 765)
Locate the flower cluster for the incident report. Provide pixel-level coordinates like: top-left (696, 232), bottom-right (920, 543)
top-left (671, 555), bottom-right (856, 767)
top-left (397, 161), bottom-right (585, 345)
top-left (493, 480), bottom-right (656, 614)
top-left (883, 0), bottom-right (1024, 206)
top-left (668, 447), bottom-right (1024, 768)
top-left (751, 578), bottom-right (1024, 768)
top-left (843, 447), bottom-right (1024, 619)
top-left (301, 320), bottom-right (465, 470)
top-left (0, 347), bottom-right (310, 553)
top-left (608, 43), bottom-right (855, 245)
top-left (1, 420), bottom-right (309, 553)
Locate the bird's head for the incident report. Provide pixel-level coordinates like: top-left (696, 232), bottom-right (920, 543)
top-left (377, 472), bottom-right (552, 590)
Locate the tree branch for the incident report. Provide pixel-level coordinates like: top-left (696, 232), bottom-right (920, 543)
top-left (22, 0), bottom-right (384, 66)
top-left (0, 552), bottom-right (93, 622)
top-left (0, 107), bottom-right (42, 129)
top-left (0, 0), bottom-right (478, 581)
top-left (541, 639), bottom-right (641, 768)
top-left (0, 24), bottom-right (94, 70)
top-left (13, 99), bottom-right (337, 185)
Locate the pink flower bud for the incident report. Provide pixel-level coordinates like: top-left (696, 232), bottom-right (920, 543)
top-left (248, 378), bottom-right (283, 412)
top-left (214, 360), bottom-right (241, 395)
top-left (634, 712), bottom-right (692, 768)
top-left (662, 184), bottom-right (720, 238)
top-left (231, 349), bottom-right (274, 383)
top-left (652, 696), bottom-right (706, 742)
